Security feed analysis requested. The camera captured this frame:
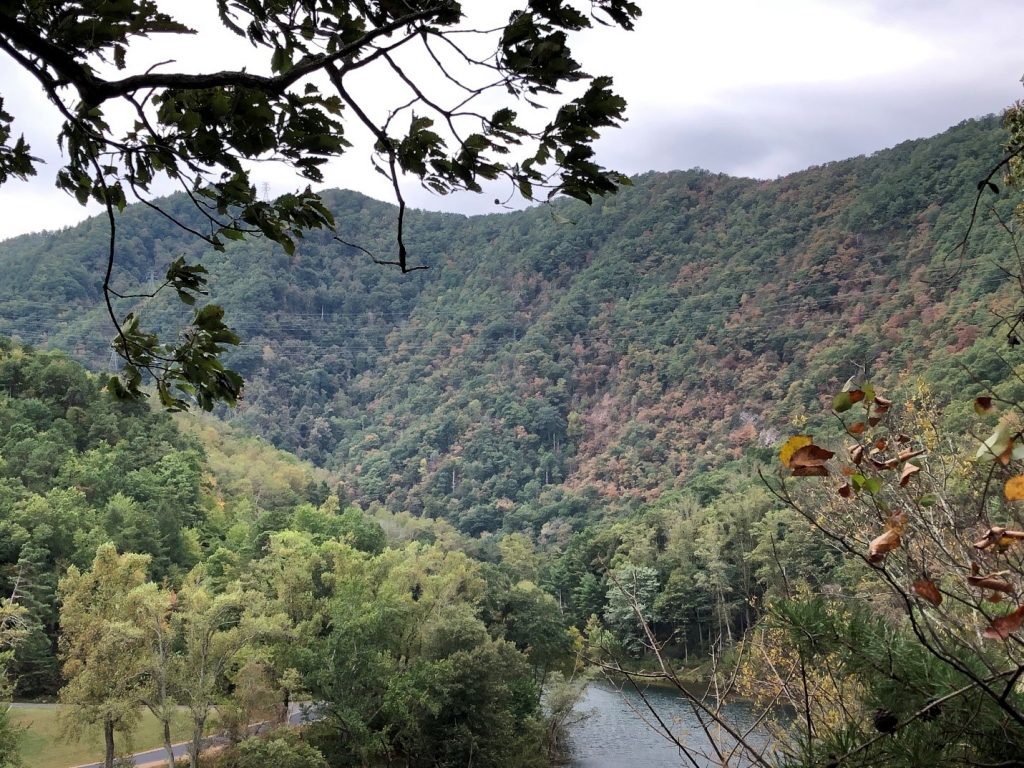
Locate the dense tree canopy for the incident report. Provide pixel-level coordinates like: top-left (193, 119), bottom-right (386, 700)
top-left (0, 340), bottom-right (582, 766)
top-left (0, 0), bottom-right (640, 409)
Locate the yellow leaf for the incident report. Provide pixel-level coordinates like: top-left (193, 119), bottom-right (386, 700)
top-left (1006, 475), bottom-right (1024, 501)
top-left (779, 435), bottom-right (813, 468)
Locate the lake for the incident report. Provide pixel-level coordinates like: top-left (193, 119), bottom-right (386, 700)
top-left (569, 681), bottom-right (777, 768)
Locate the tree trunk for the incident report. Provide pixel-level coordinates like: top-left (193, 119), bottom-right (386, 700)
top-left (103, 716), bottom-right (115, 768)
top-left (189, 715), bottom-right (206, 768)
top-left (163, 718), bottom-right (174, 767)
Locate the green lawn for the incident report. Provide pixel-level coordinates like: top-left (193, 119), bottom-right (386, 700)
top-left (10, 705), bottom-right (194, 768)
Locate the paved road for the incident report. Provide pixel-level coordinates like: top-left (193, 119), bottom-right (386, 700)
top-left (53, 703), bottom-right (313, 768)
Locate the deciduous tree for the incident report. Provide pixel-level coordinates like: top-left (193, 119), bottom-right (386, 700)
top-left (0, 1), bottom-right (640, 409)
top-left (174, 570), bottom-right (289, 768)
top-left (58, 543), bottom-right (152, 768)
top-left (0, 593), bottom-right (27, 768)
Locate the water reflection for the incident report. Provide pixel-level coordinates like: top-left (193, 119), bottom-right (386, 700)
top-left (569, 681), bottom-right (775, 768)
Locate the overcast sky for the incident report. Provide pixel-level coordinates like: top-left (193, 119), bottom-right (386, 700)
top-left (1, 0), bottom-right (1022, 240)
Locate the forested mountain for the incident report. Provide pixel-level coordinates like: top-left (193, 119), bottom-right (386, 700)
top-left (0, 341), bottom-right (573, 767)
top-left (6, 114), bottom-right (1024, 768)
top-left (0, 116), bottom-right (1013, 540)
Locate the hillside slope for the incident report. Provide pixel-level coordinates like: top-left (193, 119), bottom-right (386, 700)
top-left (0, 116), bottom-right (1016, 534)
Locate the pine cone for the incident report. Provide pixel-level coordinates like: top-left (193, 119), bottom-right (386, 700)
top-left (873, 708), bottom-right (899, 734)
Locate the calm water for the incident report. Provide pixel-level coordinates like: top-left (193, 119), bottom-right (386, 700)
top-left (569, 681), bottom-right (775, 768)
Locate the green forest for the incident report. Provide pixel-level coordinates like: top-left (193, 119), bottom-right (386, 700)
top-left (4, 45), bottom-right (1024, 768)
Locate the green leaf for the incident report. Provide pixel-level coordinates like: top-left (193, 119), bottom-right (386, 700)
top-left (833, 391), bottom-right (853, 413)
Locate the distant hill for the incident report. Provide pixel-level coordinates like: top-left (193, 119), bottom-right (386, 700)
top-left (1, 115), bottom-right (1017, 534)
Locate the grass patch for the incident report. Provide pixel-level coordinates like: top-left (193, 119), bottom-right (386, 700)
top-left (10, 705), bottom-right (194, 768)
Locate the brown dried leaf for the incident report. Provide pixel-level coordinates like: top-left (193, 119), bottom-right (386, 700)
top-left (868, 529), bottom-right (901, 563)
top-left (780, 435), bottom-right (813, 468)
top-left (789, 444), bottom-right (836, 468)
top-left (871, 457), bottom-right (899, 471)
top-left (974, 527), bottom-right (1024, 551)
top-left (838, 483), bottom-right (852, 498)
top-left (913, 578), bottom-right (942, 606)
top-left (874, 395), bottom-right (892, 413)
top-left (895, 433), bottom-right (911, 444)
top-left (848, 421), bottom-right (866, 436)
top-left (868, 416), bottom-right (882, 427)
top-left (897, 448), bottom-right (925, 462)
top-left (983, 605), bottom-right (1024, 640)
top-left (848, 389), bottom-right (865, 404)
top-left (792, 465), bottom-right (829, 477)
top-left (899, 463), bottom-right (920, 487)
top-left (975, 396), bottom-right (994, 414)
top-left (850, 444), bottom-right (864, 465)
top-left (874, 438), bottom-right (888, 451)
top-left (967, 571), bottom-right (1015, 594)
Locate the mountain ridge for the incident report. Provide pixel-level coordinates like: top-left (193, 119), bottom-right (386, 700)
top-left (0, 115), bottom-right (1015, 534)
